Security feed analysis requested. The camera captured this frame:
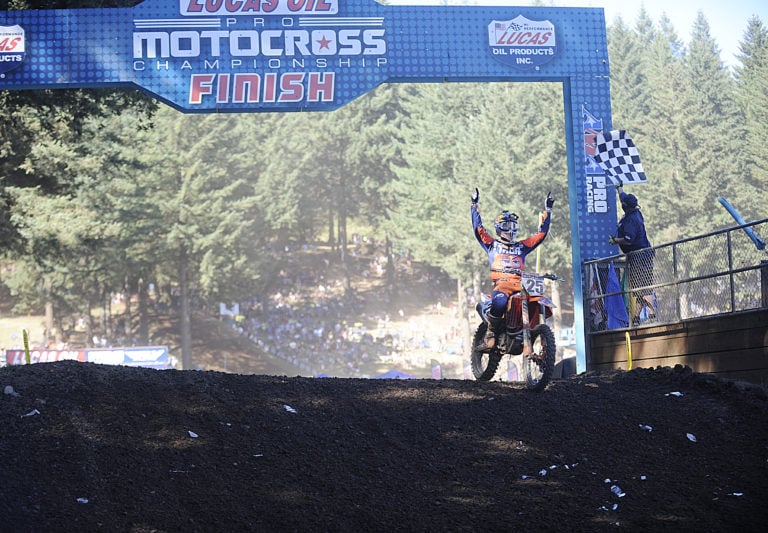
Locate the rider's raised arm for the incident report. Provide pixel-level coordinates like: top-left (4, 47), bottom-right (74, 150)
top-left (519, 192), bottom-right (554, 252)
top-left (471, 203), bottom-right (495, 248)
top-left (519, 210), bottom-right (551, 252)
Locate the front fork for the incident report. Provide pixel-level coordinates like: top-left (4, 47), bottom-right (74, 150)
top-left (521, 290), bottom-right (532, 356)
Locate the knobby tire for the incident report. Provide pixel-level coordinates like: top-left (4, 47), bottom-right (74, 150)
top-left (471, 323), bottom-right (501, 381)
top-left (523, 324), bottom-right (556, 391)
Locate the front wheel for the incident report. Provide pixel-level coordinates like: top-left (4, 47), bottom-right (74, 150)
top-left (471, 323), bottom-right (502, 381)
top-left (522, 324), bottom-right (556, 391)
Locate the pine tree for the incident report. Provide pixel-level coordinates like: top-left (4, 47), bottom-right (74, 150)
top-left (681, 12), bottom-right (741, 231)
top-left (733, 16), bottom-right (768, 219)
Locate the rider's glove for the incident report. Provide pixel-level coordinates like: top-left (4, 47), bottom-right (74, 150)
top-left (471, 188), bottom-right (479, 205)
top-left (609, 236), bottom-right (617, 245)
top-left (545, 191), bottom-right (555, 211)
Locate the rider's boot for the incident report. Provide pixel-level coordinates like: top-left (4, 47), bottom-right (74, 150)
top-left (478, 314), bottom-right (503, 351)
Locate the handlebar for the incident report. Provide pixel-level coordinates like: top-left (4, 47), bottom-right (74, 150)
top-left (499, 267), bottom-right (564, 281)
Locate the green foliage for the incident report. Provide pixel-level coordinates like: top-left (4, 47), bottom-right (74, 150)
top-left (390, 81), bottom-right (570, 296)
top-left (607, 9), bottom-right (755, 243)
top-left (132, 108), bottom-right (272, 304)
top-left (0, 0), bottom-right (154, 252)
top-left (733, 16), bottom-right (768, 219)
top-left (0, 4), bottom-right (765, 334)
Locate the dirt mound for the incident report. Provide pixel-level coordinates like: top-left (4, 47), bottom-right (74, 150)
top-left (2, 361), bottom-right (767, 531)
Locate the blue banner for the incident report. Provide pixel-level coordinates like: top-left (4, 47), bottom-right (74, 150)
top-left (1, 0), bottom-right (609, 113)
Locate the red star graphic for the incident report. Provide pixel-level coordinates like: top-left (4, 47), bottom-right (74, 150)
top-left (316, 35), bottom-right (332, 50)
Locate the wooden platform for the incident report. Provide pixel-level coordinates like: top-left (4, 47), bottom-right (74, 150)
top-left (588, 308), bottom-right (768, 385)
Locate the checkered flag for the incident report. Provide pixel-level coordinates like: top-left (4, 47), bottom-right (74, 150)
top-left (593, 130), bottom-right (647, 185)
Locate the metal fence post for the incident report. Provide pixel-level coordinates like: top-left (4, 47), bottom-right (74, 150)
top-left (673, 242), bottom-right (681, 321)
top-left (762, 260), bottom-right (768, 308)
top-left (727, 230), bottom-right (736, 313)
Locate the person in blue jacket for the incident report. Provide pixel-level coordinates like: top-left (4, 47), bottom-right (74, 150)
top-left (610, 187), bottom-right (656, 323)
top-left (471, 188), bottom-right (554, 350)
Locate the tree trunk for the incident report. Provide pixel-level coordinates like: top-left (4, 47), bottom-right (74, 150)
top-left (100, 285), bottom-right (110, 344)
top-left (138, 277), bottom-right (149, 345)
top-left (44, 279), bottom-right (53, 345)
top-left (85, 301), bottom-right (94, 348)
top-left (338, 210), bottom-right (351, 294)
top-left (472, 270), bottom-right (482, 309)
top-left (180, 249), bottom-right (193, 370)
top-left (54, 315), bottom-right (65, 345)
top-left (385, 236), bottom-right (395, 295)
top-left (124, 276), bottom-right (132, 345)
top-left (327, 209), bottom-right (335, 248)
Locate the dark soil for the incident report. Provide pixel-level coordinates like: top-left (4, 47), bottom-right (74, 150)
top-left (1, 361), bottom-right (767, 532)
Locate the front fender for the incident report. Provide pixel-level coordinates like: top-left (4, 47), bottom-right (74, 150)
top-left (535, 296), bottom-right (557, 309)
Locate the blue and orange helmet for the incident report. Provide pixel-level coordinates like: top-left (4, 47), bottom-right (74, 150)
top-left (494, 211), bottom-right (519, 241)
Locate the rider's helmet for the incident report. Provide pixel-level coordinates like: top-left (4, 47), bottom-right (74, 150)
top-left (494, 211), bottom-right (519, 242)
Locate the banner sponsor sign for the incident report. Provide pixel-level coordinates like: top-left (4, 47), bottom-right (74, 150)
top-left (4, 349), bottom-right (86, 366)
top-left (0, 24), bottom-right (25, 75)
top-left (4, 346), bottom-right (170, 369)
top-left (0, 0), bottom-right (608, 115)
top-left (86, 346), bottom-right (171, 369)
top-left (583, 105), bottom-right (609, 215)
top-left (488, 15), bottom-right (556, 69)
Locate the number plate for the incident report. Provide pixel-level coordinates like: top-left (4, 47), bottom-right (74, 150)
top-left (521, 274), bottom-right (545, 296)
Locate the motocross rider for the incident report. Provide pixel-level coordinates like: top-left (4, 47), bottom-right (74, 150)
top-left (471, 188), bottom-right (555, 351)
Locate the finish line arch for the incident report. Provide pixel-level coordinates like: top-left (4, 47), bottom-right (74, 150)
top-left (1, 0), bottom-right (619, 372)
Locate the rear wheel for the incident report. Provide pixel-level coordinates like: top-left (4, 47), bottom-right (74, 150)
top-left (471, 323), bottom-right (502, 381)
top-left (522, 324), bottom-right (556, 391)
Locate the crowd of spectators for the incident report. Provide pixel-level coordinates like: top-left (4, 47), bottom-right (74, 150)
top-left (1, 240), bottom-right (465, 376)
top-left (224, 241), bottom-right (465, 378)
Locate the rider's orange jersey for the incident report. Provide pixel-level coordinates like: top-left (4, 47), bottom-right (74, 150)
top-left (472, 205), bottom-right (551, 294)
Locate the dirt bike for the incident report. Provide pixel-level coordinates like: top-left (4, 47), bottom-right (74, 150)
top-left (471, 269), bottom-right (562, 391)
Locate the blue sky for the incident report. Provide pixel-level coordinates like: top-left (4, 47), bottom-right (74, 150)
top-left (387, 1), bottom-right (767, 68)
top-left (549, 0), bottom-right (766, 68)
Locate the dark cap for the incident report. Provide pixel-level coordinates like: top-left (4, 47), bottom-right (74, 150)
top-left (620, 192), bottom-right (638, 209)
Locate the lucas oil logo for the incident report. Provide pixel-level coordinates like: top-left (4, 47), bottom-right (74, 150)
top-left (488, 15), bottom-right (556, 70)
top-left (0, 25), bottom-right (25, 76)
top-left (179, 0), bottom-right (339, 16)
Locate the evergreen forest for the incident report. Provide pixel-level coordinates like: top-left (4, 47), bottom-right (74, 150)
top-left (1, 1), bottom-right (766, 368)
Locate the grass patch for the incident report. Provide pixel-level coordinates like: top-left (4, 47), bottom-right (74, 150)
top-left (0, 315), bottom-right (45, 350)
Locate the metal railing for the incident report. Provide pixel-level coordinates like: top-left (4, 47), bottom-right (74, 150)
top-left (584, 218), bottom-right (768, 332)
